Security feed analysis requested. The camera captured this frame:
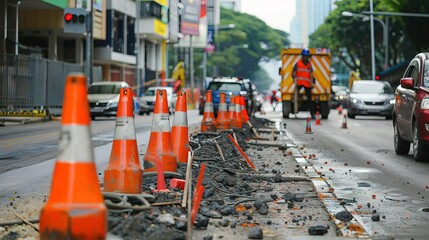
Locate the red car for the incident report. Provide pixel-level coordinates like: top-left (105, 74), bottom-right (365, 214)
top-left (393, 53), bottom-right (429, 162)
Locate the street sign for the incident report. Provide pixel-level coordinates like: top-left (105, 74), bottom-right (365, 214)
top-left (63, 8), bottom-right (87, 34)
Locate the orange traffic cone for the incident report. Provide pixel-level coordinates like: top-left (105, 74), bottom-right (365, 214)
top-left (103, 87), bottom-right (142, 193)
top-left (338, 105), bottom-right (343, 114)
top-left (143, 89), bottom-right (177, 173)
top-left (228, 95), bottom-right (236, 128)
top-left (40, 73), bottom-right (106, 239)
top-left (201, 90), bottom-right (217, 132)
top-left (315, 111), bottom-right (321, 125)
top-left (239, 96), bottom-right (250, 124)
top-left (232, 95), bottom-right (243, 129)
top-left (216, 92), bottom-right (230, 130)
top-left (172, 90), bottom-right (190, 163)
top-left (305, 117), bottom-right (313, 134)
top-left (341, 114), bottom-right (348, 129)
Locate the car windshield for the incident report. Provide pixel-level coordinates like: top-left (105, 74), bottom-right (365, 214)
top-left (88, 85), bottom-right (121, 94)
top-left (424, 59), bottom-right (429, 87)
top-left (208, 82), bottom-right (242, 92)
top-left (145, 89), bottom-right (156, 96)
top-left (332, 86), bottom-right (347, 93)
top-left (336, 90), bottom-right (348, 96)
top-left (351, 82), bottom-right (393, 94)
top-left (145, 88), bottom-right (172, 96)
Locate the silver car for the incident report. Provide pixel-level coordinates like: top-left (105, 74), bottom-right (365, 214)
top-left (88, 81), bottom-right (131, 120)
top-left (139, 87), bottom-right (176, 115)
top-left (347, 80), bottom-right (395, 119)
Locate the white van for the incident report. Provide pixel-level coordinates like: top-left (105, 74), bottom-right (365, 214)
top-left (139, 86), bottom-right (176, 115)
top-left (87, 81), bottom-right (130, 120)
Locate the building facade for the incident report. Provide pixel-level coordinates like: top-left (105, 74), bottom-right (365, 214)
top-left (1, 0), bottom-right (178, 99)
top-left (289, 0), bottom-right (334, 48)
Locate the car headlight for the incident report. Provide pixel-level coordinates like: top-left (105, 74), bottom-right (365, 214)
top-left (389, 99), bottom-right (395, 104)
top-left (351, 98), bottom-right (362, 104)
top-left (421, 98), bottom-right (429, 109)
top-left (107, 101), bottom-right (118, 108)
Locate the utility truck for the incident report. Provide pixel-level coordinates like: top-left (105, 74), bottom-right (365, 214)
top-left (279, 48), bottom-right (331, 119)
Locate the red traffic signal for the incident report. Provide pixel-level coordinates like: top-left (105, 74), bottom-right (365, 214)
top-left (64, 13), bottom-right (73, 22)
top-left (63, 8), bottom-right (86, 34)
top-left (64, 13), bottom-right (85, 23)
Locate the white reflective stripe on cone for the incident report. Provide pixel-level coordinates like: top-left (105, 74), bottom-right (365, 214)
top-left (204, 102), bottom-right (214, 112)
top-left (173, 111), bottom-right (188, 127)
top-left (57, 125), bottom-right (93, 163)
top-left (228, 104), bottom-right (235, 112)
top-left (218, 103), bottom-right (227, 111)
top-left (151, 113), bottom-right (171, 132)
top-left (235, 103), bottom-right (241, 112)
top-left (114, 117), bottom-right (136, 140)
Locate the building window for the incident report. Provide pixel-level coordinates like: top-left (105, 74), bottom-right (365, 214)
top-left (127, 17), bottom-right (135, 55)
top-left (140, 1), bottom-right (163, 20)
top-left (112, 11), bottom-right (124, 53)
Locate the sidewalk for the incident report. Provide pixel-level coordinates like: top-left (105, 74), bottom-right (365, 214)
top-left (0, 116), bottom-right (52, 126)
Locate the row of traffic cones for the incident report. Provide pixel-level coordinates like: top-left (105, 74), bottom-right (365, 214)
top-left (201, 90), bottom-right (250, 132)
top-left (40, 73), bottom-right (192, 238)
top-left (304, 111), bottom-right (348, 134)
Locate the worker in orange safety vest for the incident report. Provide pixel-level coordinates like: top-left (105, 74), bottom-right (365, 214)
top-left (292, 49), bottom-right (315, 119)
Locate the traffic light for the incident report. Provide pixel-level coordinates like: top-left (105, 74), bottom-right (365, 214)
top-left (63, 8), bottom-right (87, 34)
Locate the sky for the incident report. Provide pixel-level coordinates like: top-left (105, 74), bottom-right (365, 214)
top-left (241, 0), bottom-right (296, 33)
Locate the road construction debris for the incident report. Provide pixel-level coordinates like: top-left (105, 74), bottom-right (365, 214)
top-left (335, 210), bottom-right (353, 222)
top-left (371, 214), bottom-right (380, 222)
top-left (1, 116), bottom-right (345, 239)
top-left (248, 227), bottom-right (263, 239)
top-left (308, 225), bottom-right (329, 235)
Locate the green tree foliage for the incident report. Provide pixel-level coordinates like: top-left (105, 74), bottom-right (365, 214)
top-left (208, 7), bottom-right (290, 89)
top-left (386, 0), bottom-right (429, 51)
top-left (169, 8), bottom-right (289, 91)
top-left (309, 0), bottom-right (418, 78)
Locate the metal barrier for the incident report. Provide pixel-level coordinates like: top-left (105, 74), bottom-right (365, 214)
top-left (0, 54), bottom-right (101, 116)
top-left (0, 109), bottom-right (49, 117)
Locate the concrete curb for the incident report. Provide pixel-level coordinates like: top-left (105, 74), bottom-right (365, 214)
top-left (0, 116), bottom-right (52, 126)
top-left (285, 132), bottom-right (371, 238)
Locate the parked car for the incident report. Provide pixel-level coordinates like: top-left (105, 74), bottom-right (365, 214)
top-left (88, 81), bottom-right (131, 120)
top-left (199, 77), bottom-right (252, 115)
top-left (393, 53), bottom-right (429, 162)
top-left (330, 85), bottom-right (349, 108)
top-left (139, 86), bottom-right (176, 115)
top-left (347, 80), bottom-right (395, 119)
top-left (239, 77), bottom-right (257, 115)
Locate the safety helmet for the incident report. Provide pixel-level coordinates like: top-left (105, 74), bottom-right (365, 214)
top-left (301, 49), bottom-right (310, 56)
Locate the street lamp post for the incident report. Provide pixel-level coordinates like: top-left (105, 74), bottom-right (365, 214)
top-left (343, 9), bottom-right (429, 77)
top-left (361, 10), bottom-right (429, 70)
top-left (370, 0), bottom-right (375, 80)
top-left (362, 16), bottom-right (388, 70)
top-left (342, 9), bottom-right (386, 79)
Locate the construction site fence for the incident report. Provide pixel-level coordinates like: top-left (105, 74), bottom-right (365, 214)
top-left (0, 54), bottom-right (101, 115)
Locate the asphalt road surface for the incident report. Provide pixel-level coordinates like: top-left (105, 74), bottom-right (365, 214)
top-left (1, 102), bottom-right (429, 239)
top-left (0, 110), bottom-right (202, 195)
top-left (275, 106), bottom-right (429, 239)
